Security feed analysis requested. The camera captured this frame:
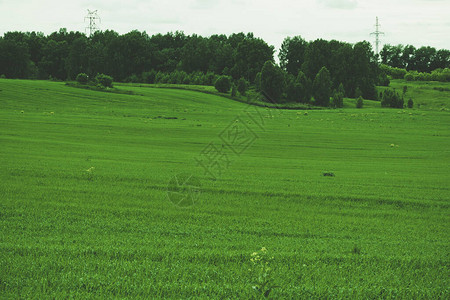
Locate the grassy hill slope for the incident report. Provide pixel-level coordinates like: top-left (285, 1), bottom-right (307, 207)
top-left (0, 79), bottom-right (449, 298)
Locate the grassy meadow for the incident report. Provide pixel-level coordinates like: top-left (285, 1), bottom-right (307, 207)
top-left (0, 79), bottom-right (449, 298)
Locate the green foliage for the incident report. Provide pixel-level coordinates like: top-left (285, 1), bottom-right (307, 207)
top-left (249, 248), bottom-right (279, 298)
top-left (332, 88), bottom-right (344, 108)
top-left (381, 89), bottom-right (404, 108)
top-left (355, 87), bottom-right (363, 99)
top-left (231, 84), bottom-right (237, 97)
top-left (142, 70), bottom-right (157, 84)
top-left (407, 98), bottom-right (414, 108)
top-left (237, 77), bottom-right (248, 95)
top-left (380, 64), bottom-right (407, 79)
top-left (76, 73), bottom-right (89, 85)
top-left (279, 36), bottom-right (307, 75)
top-left (125, 74), bottom-right (140, 83)
top-left (95, 73), bottom-right (113, 88)
top-left (0, 74), bottom-right (5, 79)
top-left (356, 96), bottom-right (363, 108)
top-left (255, 72), bottom-right (262, 92)
top-left (285, 74), bottom-right (302, 103)
top-left (377, 70), bottom-right (390, 86)
top-left (404, 73), bottom-right (414, 81)
top-left (260, 61), bottom-right (285, 102)
top-left (403, 68), bottom-right (450, 82)
top-left (214, 75), bottom-right (231, 93)
top-left (313, 66), bottom-right (331, 106)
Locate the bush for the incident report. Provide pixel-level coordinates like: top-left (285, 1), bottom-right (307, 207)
top-left (231, 84), bottom-right (237, 97)
top-left (356, 96), bottom-right (363, 108)
top-left (380, 64), bottom-right (407, 79)
top-left (407, 98), bottom-right (414, 108)
top-left (126, 74), bottom-right (140, 83)
top-left (95, 73), bottom-right (113, 88)
top-left (404, 73), bottom-right (414, 81)
top-left (0, 74), bottom-right (6, 79)
top-left (237, 78), bottom-right (248, 95)
top-left (76, 73), bottom-right (89, 84)
top-left (255, 72), bottom-right (262, 92)
top-left (142, 70), bottom-right (157, 84)
top-left (214, 75), bottom-right (231, 93)
top-left (332, 90), bottom-right (344, 108)
top-left (381, 89), bottom-right (403, 108)
top-left (377, 71), bottom-right (390, 86)
top-left (354, 87), bottom-right (362, 99)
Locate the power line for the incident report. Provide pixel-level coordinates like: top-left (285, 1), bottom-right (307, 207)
top-left (370, 17), bottom-right (384, 61)
top-left (85, 10), bottom-right (100, 37)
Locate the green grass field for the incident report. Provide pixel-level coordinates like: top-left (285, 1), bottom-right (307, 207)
top-left (0, 79), bottom-right (449, 298)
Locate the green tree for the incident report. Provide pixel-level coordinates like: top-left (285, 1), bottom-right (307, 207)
top-left (95, 73), bottom-right (113, 88)
top-left (356, 96), bottom-right (363, 108)
top-left (76, 73), bottom-right (88, 84)
top-left (278, 36), bottom-right (307, 75)
top-left (234, 34), bottom-right (275, 82)
top-left (237, 77), bottom-right (248, 95)
top-left (381, 89), bottom-right (403, 108)
top-left (331, 83), bottom-right (345, 108)
top-left (407, 98), bottom-right (414, 108)
top-left (260, 61), bottom-right (285, 102)
top-left (313, 66), bottom-right (332, 106)
top-left (214, 75), bottom-right (231, 93)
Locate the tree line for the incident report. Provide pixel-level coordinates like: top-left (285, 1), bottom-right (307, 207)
top-left (380, 44), bottom-right (450, 72)
top-left (1, 29), bottom-right (448, 105)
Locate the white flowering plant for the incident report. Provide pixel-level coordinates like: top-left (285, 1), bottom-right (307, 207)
top-left (249, 247), bottom-right (279, 298)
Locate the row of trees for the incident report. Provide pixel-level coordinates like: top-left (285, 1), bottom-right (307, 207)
top-left (278, 37), bottom-right (382, 100)
top-left (381, 64), bottom-right (450, 82)
top-left (380, 44), bottom-right (450, 72)
top-left (0, 29), bottom-right (273, 83)
top-left (5, 29), bottom-right (447, 106)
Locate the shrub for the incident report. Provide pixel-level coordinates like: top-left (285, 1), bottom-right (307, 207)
top-left (0, 74), bottom-right (6, 79)
top-left (237, 77), bottom-right (248, 95)
top-left (354, 87), bottom-right (362, 99)
top-left (407, 98), bottom-right (414, 108)
top-left (356, 96), bottom-right (363, 108)
top-left (126, 74), bottom-right (140, 83)
top-left (231, 84), bottom-right (237, 97)
top-left (76, 73), bottom-right (89, 84)
top-left (332, 90), bottom-right (344, 108)
top-left (380, 64), bottom-right (407, 79)
top-left (214, 75), bottom-right (231, 93)
top-left (377, 71), bottom-right (390, 86)
top-left (254, 72), bottom-right (261, 92)
top-left (381, 89), bottom-right (403, 108)
top-left (95, 73), bottom-right (113, 88)
top-left (404, 73), bottom-right (414, 81)
top-left (142, 70), bottom-right (157, 84)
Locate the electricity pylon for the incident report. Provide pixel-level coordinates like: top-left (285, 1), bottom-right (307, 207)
top-left (85, 10), bottom-right (100, 37)
top-left (370, 17), bottom-right (384, 61)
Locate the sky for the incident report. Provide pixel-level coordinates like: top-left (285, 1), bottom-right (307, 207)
top-left (1, 0), bottom-right (449, 57)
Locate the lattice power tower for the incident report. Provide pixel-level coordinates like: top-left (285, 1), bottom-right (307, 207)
top-left (370, 17), bottom-right (384, 61)
top-left (85, 10), bottom-right (101, 37)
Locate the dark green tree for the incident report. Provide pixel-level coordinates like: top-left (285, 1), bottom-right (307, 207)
top-left (278, 36), bottom-right (307, 75)
top-left (313, 66), bottom-right (332, 106)
top-left (260, 61), bottom-right (285, 102)
top-left (214, 75), bottom-right (231, 93)
top-left (237, 77), bottom-right (248, 95)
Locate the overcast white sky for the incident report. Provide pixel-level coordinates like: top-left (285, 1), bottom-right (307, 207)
top-left (1, 0), bottom-right (449, 55)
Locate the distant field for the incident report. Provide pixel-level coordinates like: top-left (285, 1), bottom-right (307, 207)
top-left (0, 79), bottom-right (449, 298)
